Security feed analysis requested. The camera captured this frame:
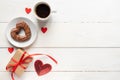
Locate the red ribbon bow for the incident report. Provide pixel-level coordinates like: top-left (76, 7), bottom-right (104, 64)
top-left (6, 52), bottom-right (57, 80)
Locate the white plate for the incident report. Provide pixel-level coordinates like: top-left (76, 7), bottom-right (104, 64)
top-left (6, 17), bottom-right (38, 48)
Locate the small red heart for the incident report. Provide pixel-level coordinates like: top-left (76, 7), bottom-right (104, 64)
top-left (34, 60), bottom-right (52, 76)
top-left (8, 47), bottom-right (14, 54)
top-left (25, 8), bottom-right (31, 14)
top-left (41, 27), bottom-right (47, 33)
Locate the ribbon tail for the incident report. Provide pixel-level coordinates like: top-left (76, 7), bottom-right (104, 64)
top-left (11, 72), bottom-right (15, 80)
top-left (24, 53), bottom-right (58, 64)
top-left (46, 55), bottom-right (58, 64)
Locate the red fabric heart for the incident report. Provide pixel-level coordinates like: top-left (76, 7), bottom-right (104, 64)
top-left (41, 27), bottom-right (47, 33)
top-left (34, 60), bottom-right (52, 76)
top-left (25, 8), bottom-right (31, 14)
top-left (8, 47), bottom-right (14, 54)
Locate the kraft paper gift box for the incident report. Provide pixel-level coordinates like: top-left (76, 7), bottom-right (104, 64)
top-left (6, 49), bottom-right (33, 77)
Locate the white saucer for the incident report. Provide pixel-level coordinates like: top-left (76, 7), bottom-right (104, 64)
top-left (6, 17), bottom-right (38, 48)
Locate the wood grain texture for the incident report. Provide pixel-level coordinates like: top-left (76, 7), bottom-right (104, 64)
top-left (0, 72), bottom-right (120, 80)
top-left (0, 0), bottom-right (120, 79)
top-left (0, 0), bottom-right (120, 22)
top-left (1, 22), bottom-right (120, 47)
top-left (0, 48), bottom-right (120, 71)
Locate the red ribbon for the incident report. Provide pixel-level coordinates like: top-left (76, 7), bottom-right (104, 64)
top-left (6, 52), bottom-right (57, 80)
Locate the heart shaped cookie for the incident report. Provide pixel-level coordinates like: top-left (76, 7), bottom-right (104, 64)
top-left (11, 21), bottom-right (31, 42)
top-left (34, 60), bottom-right (52, 76)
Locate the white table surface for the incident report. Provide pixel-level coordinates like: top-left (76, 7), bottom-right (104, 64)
top-left (0, 0), bottom-right (120, 80)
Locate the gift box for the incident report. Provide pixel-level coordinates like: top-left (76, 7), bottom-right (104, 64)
top-left (6, 49), bottom-right (33, 77)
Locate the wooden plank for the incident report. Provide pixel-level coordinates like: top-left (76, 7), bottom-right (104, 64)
top-left (0, 72), bottom-right (120, 80)
top-left (0, 0), bottom-right (119, 22)
top-left (0, 48), bottom-right (120, 71)
top-left (1, 23), bottom-right (120, 47)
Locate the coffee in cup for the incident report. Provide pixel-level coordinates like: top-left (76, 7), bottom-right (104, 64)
top-left (34, 2), bottom-right (51, 21)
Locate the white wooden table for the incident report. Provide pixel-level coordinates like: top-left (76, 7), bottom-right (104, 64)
top-left (0, 0), bottom-right (120, 80)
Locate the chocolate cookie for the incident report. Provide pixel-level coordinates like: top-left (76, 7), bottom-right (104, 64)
top-left (11, 21), bottom-right (31, 42)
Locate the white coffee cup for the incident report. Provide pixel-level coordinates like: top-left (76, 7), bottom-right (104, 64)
top-left (34, 2), bottom-right (51, 21)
